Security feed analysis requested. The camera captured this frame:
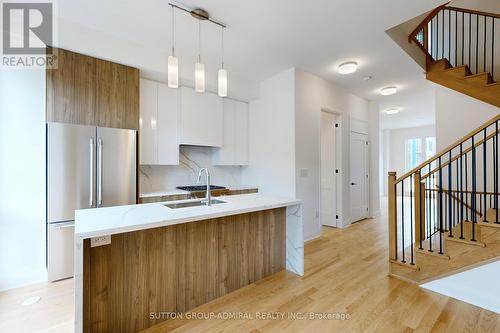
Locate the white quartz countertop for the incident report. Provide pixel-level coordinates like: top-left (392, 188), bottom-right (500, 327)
top-left (75, 193), bottom-right (301, 239)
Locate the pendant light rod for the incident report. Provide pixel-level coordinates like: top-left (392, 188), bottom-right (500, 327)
top-left (168, 2), bottom-right (226, 28)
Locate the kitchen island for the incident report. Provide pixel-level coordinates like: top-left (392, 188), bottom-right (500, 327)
top-left (74, 193), bottom-right (303, 333)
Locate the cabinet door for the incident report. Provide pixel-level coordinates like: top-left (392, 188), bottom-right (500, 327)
top-left (213, 99), bottom-right (249, 165)
top-left (46, 48), bottom-right (96, 125)
top-left (179, 87), bottom-right (223, 147)
top-left (139, 79), bottom-right (157, 165)
top-left (213, 99), bottom-right (236, 165)
top-left (157, 83), bottom-right (179, 165)
top-left (96, 59), bottom-right (139, 130)
top-left (234, 101), bottom-right (249, 165)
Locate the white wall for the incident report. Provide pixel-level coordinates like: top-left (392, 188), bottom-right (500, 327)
top-left (435, 85), bottom-right (499, 151)
top-left (242, 68), bottom-right (296, 198)
top-left (369, 101), bottom-right (381, 217)
top-left (294, 69), bottom-right (376, 239)
top-left (0, 69), bottom-right (47, 291)
top-left (386, 125), bottom-right (436, 177)
top-left (139, 146), bottom-right (243, 194)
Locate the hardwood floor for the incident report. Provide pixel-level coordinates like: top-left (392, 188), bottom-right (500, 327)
top-left (1, 204), bottom-right (499, 333)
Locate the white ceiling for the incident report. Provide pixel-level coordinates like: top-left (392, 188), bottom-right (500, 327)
top-left (53, 0), bottom-right (446, 120)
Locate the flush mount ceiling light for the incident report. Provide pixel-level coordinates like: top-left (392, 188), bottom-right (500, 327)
top-left (380, 86), bottom-right (398, 96)
top-left (168, 3), bottom-right (227, 95)
top-left (384, 108), bottom-right (400, 115)
top-left (337, 61), bottom-right (358, 75)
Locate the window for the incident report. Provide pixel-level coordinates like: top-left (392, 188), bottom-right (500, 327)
top-left (425, 137), bottom-right (436, 160)
top-left (406, 136), bottom-right (436, 171)
top-left (406, 138), bottom-right (422, 170)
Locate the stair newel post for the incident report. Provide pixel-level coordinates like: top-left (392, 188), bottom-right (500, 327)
top-left (388, 172), bottom-right (398, 261)
top-left (414, 170), bottom-right (424, 249)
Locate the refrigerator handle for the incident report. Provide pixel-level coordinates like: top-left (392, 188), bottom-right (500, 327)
top-left (98, 138), bottom-right (103, 207)
top-left (89, 138), bottom-right (94, 207)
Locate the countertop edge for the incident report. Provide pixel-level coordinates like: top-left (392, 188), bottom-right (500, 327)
top-left (75, 199), bottom-right (301, 239)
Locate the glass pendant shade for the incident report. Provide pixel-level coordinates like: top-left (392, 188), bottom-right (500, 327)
top-left (218, 69), bottom-right (227, 97)
top-left (195, 62), bottom-right (205, 93)
top-left (167, 55), bottom-right (178, 88)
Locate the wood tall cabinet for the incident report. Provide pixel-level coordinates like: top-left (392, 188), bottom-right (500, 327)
top-left (46, 48), bottom-right (96, 125)
top-left (95, 59), bottom-right (139, 129)
top-left (46, 48), bottom-right (139, 130)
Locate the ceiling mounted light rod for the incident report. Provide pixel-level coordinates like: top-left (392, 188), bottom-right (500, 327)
top-left (168, 2), bottom-right (226, 28)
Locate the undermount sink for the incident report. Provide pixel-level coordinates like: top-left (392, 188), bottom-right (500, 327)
top-left (164, 199), bottom-right (226, 209)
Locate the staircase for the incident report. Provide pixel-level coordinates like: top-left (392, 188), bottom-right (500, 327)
top-left (388, 114), bottom-right (500, 284)
top-left (409, 5), bottom-right (500, 107)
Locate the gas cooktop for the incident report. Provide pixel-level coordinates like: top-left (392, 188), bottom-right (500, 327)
top-left (176, 185), bottom-right (226, 192)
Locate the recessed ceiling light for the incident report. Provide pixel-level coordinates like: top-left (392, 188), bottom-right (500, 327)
top-left (380, 86), bottom-right (398, 96)
top-left (337, 61), bottom-right (358, 75)
top-left (383, 108), bottom-right (400, 115)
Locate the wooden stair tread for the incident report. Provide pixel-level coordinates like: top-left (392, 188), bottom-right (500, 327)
top-left (446, 221), bottom-right (485, 247)
top-left (462, 72), bottom-right (494, 85)
top-left (484, 208), bottom-right (500, 224)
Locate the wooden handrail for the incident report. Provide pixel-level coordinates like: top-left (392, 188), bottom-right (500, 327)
top-left (394, 113), bottom-right (500, 183)
top-left (408, 3), bottom-right (450, 43)
top-left (445, 6), bottom-right (500, 19)
top-left (422, 127), bottom-right (500, 180)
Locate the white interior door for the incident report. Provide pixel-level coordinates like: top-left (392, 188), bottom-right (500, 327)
top-left (320, 112), bottom-right (337, 227)
top-left (350, 132), bottom-right (369, 223)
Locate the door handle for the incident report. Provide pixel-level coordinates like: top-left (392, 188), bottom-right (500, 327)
top-left (97, 138), bottom-right (103, 207)
top-left (351, 182), bottom-right (357, 186)
top-left (89, 138), bottom-right (94, 207)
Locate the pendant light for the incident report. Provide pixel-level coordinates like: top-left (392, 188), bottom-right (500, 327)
top-left (195, 20), bottom-right (205, 93)
top-left (167, 5), bottom-right (178, 88)
top-left (217, 27), bottom-right (227, 97)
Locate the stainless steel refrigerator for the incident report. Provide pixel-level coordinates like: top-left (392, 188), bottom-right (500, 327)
top-left (47, 122), bottom-right (136, 281)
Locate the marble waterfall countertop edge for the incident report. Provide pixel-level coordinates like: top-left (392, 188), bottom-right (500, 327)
top-left (75, 193), bottom-right (302, 239)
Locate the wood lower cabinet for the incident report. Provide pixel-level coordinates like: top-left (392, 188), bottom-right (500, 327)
top-left (95, 59), bottom-right (139, 130)
top-left (83, 208), bottom-right (286, 333)
top-left (46, 48), bottom-right (139, 130)
top-left (46, 48), bottom-right (96, 125)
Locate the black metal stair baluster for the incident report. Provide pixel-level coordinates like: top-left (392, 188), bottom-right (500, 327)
top-left (456, 156), bottom-right (459, 229)
top-left (410, 175), bottom-right (414, 265)
top-left (492, 18), bottom-right (495, 79)
top-left (419, 173), bottom-right (424, 250)
top-left (469, 13), bottom-right (472, 68)
top-left (460, 143), bottom-right (465, 239)
top-left (462, 12), bottom-right (464, 66)
top-left (401, 181), bottom-right (405, 263)
top-left (472, 135), bottom-right (477, 241)
top-left (448, 150), bottom-right (453, 237)
top-left (476, 14), bottom-right (479, 73)
top-left (449, 10), bottom-right (452, 62)
top-left (439, 157), bottom-right (444, 254)
top-left (428, 166), bottom-right (433, 252)
top-left (495, 120), bottom-right (500, 223)
top-left (455, 10), bottom-right (458, 66)
top-left (465, 151), bottom-right (469, 222)
top-left (484, 16), bottom-right (487, 73)
top-left (484, 128), bottom-right (487, 221)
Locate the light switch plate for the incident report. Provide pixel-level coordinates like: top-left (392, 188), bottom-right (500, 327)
top-left (90, 235), bottom-right (111, 247)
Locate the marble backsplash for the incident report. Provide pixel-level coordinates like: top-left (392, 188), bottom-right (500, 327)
top-left (139, 146), bottom-right (243, 194)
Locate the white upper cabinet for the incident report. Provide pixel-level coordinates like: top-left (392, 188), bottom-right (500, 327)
top-left (139, 79), bottom-right (179, 165)
top-left (213, 98), bottom-right (249, 166)
top-left (179, 86), bottom-right (223, 147)
top-left (139, 79), bottom-right (157, 165)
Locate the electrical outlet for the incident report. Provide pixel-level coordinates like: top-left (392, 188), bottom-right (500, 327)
top-left (91, 235), bottom-right (111, 247)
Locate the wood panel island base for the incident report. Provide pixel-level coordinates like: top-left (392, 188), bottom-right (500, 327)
top-left (74, 194), bottom-right (303, 333)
